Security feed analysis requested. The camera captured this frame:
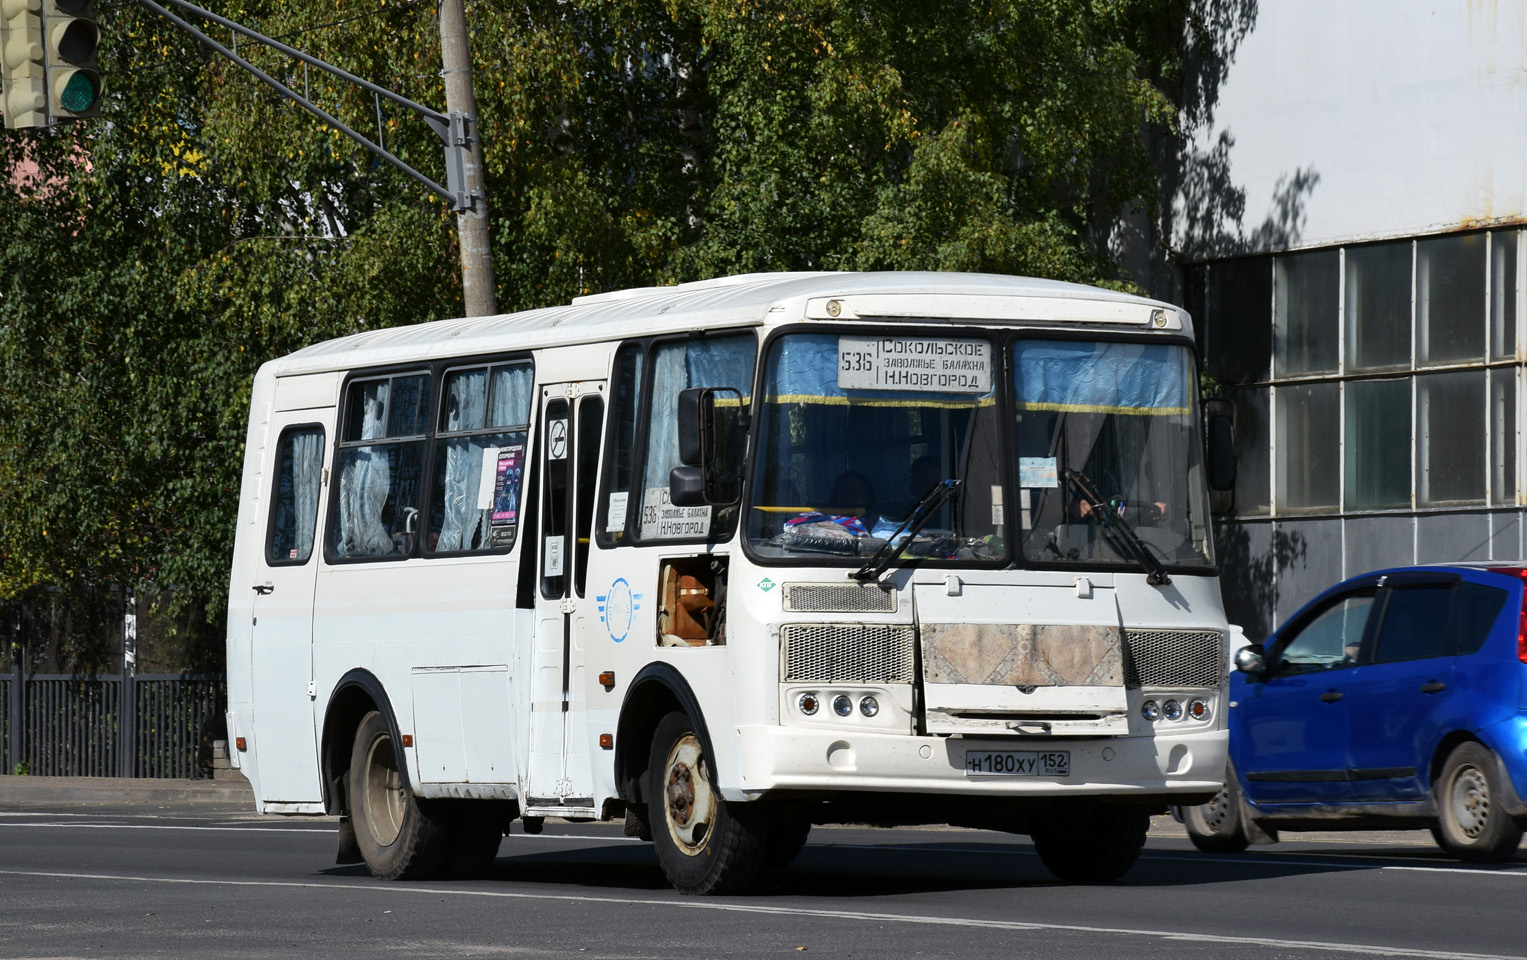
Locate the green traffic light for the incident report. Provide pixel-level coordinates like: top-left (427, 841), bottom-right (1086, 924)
top-left (58, 70), bottom-right (96, 113)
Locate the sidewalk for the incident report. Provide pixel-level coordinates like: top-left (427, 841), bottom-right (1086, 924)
top-left (0, 773), bottom-right (255, 808)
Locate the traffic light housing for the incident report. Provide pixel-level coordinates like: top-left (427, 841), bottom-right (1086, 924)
top-left (0, 0), bottom-right (46, 129)
top-left (42, 0), bottom-right (97, 122)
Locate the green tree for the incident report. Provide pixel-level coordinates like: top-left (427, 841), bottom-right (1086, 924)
top-left (0, 0), bottom-right (1196, 670)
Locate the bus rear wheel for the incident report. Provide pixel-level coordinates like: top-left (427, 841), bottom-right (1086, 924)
top-left (647, 711), bottom-right (766, 895)
top-left (348, 710), bottom-right (447, 880)
top-left (1030, 803), bottom-right (1149, 883)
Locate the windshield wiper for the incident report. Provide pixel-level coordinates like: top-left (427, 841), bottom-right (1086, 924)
top-left (1064, 469), bottom-right (1171, 586)
top-left (851, 479), bottom-right (961, 583)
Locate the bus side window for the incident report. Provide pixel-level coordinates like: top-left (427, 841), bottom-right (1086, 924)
top-left (267, 425), bottom-right (325, 565)
top-left (428, 361), bottom-right (533, 554)
top-left (596, 342), bottom-right (644, 545)
top-left (636, 334), bottom-right (756, 542)
top-left (330, 372), bottom-right (431, 559)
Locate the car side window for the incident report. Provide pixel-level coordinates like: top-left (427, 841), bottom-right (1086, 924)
top-left (1372, 585), bottom-right (1455, 664)
top-left (1274, 592), bottom-right (1376, 675)
top-left (1452, 582), bottom-right (1508, 656)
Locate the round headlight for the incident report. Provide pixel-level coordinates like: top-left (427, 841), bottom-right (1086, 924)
top-left (1188, 698), bottom-right (1210, 721)
top-left (859, 696), bottom-right (879, 717)
top-left (833, 695), bottom-right (854, 717)
top-left (1163, 699), bottom-right (1184, 721)
top-left (798, 693), bottom-right (819, 716)
top-left (1141, 699), bottom-right (1160, 721)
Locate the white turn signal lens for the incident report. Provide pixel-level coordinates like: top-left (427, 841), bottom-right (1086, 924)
top-left (1163, 699), bottom-right (1184, 721)
top-left (859, 696), bottom-right (879, 717)
top-left (833, 695), bottom-right (854, 717)
top-left (1141, 700), bottom-right (1160, 721)
top-left (799, 693), bottom-right (819, 716)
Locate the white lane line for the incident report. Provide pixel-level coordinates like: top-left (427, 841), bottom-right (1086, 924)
top-left (0, 821), bottom-right (644, 840)
top-left (0, 868), bottom-right (1516, 960)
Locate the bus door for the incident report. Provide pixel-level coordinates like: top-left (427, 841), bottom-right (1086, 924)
top-left (525, 381), bottom-right (606, 813)
top-left (249, 409), bottom-right (331, 805)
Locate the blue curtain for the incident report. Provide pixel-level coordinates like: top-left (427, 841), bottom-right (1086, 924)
top-left (1014, 341), bottom-right (1188, 415)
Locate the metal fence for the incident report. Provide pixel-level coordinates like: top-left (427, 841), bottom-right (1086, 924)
top-left (1, 673), bottom-right (226, 779)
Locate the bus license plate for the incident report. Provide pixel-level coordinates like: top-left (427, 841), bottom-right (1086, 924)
top-left (965, 750), bottom-right (1070, 777)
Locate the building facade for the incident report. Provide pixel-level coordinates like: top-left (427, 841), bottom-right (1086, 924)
top-left (1146, 1), bottom-right (1527, 637)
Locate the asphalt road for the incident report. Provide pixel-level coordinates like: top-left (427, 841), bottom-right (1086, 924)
top-left (0, 800), bottom-right (1522, 960)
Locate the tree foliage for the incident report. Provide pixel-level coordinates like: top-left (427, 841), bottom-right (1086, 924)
top-left (0, 0), bottom-right (1194, 669)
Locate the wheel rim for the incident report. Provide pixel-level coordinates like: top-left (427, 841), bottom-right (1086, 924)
top-left (662, 733), bottom-right (716, 856)
top-left (1449, 763), bottom-right (1491, 840)
top-left (361, 733), bottom-right (406, 848)
top-left (1200, 787), bottom-right (1234, 832)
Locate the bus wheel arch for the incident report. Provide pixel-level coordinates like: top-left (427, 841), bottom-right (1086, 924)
top-left (615, 665), bottom-right (717, 817)
top-left (320, 670), bottom-right (405, 817)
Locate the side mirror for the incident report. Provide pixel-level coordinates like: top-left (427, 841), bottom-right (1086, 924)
top-left (1204, 397), bottom-right (1236, 516)
top-left (1233, 643), bottom-right (1266, 677)
top-left (671, 386), bottom-right (746, 506)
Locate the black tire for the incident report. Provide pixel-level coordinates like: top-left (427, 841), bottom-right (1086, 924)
top-left (348, 710), bottom-right (448, 880)
top-left (440, 804), bottom-right (503, 879)
top-left (1434, 742), bottom-right (1524, 863)
top-left (762, 817), bottom-right (812, 870)
top-left (1181, 779), bottom-right (1251, 853)
top-left (1030, 803), bottom-right (1149, 883)
top-left (647, 711), bottom-right (766, 895)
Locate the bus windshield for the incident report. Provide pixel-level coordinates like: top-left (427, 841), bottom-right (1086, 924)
top-left (745, 331), bottom-right (1213, 573)
top-left (1013, 339), bottom-right (1213, 570)
top-left (747, 332), bottom-right (1006, 563)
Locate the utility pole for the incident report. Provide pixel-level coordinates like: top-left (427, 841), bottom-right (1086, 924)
top-left (438, 0), bottom-right (496, 318)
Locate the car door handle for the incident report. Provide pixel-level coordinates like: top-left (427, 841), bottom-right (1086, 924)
top-left (1320, 690), bottom-right (1343, 703)
top-left (1420, 681), bottom-right (1446, 694)
top-left (252, 584), bottom-right (274, 595)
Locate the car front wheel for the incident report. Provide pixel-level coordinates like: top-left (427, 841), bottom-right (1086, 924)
top-left (1434, 742), bottom-right (1523, 862)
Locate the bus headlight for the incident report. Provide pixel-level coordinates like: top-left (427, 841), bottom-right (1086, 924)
top-left (859, 696), bottom-right (879, 717)
top-left (833, 695), bottom-right (854, 717)
top-left (798, 693), bottom-right (820, 716)
top-left (1141, 700), bottom-right (1160, 721)
top-left (1163, 699), bottom-right (1184, 721)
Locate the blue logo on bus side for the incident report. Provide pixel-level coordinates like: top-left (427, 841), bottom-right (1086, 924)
top-left (597, 578), bottom-right (640, 643)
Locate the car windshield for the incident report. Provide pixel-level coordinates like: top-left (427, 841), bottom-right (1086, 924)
top-left (1012, 339), bottom-right (1214, 570)
top-left (746, 332), bottom-right (1006, 562)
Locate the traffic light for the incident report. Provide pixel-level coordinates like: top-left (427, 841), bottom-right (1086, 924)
top-left (0, 0), bottom-right (46, 130)
top-left (42, 0), bottom-right (97, 122)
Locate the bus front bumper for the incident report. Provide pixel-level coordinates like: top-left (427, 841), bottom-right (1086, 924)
top-left (728, 724), bottom-right (1227, 802)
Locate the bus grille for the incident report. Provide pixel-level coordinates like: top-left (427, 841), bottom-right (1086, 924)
top-left (781, 623), bottom-right (915, 684)
top-left (782, 583), bottom-right (897, 613)
top-left (1122, 629), bottom-right (1223, 687)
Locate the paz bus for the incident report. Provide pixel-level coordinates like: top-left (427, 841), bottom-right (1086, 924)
top-left (225, 271), bottom-right (1234, 893)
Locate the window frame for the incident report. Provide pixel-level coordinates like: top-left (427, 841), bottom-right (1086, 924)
top-left (264, 422), bottom-right (327, 568)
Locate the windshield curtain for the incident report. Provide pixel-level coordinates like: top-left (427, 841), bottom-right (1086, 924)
top-left (1013, 339), bottom-right (1214, 570)
top-left (746, 332), bottom-right (1005, 562)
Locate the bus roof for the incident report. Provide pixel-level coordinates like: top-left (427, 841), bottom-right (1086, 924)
top-left (264, 271), bottom-right (1187, 378)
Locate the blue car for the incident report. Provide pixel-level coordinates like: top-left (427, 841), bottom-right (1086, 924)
top-left (1183, 563), bottom-right (1527, 861)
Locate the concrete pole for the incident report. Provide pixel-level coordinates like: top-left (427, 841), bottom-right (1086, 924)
top-left (438, 0), bottom-right (497, 317)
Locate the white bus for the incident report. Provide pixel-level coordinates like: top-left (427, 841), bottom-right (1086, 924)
top-left (226, 271), bottom-right (1234, 893)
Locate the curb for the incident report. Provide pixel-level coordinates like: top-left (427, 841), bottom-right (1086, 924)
top-left (0, 774), bottom-right (255, 807)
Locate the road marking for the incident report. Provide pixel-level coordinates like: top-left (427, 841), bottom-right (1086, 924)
top-left (0, 867), bottom-right (1518, 959)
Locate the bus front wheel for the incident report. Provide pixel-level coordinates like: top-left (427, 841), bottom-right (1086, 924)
top-left (348, 710), bottom-right (447, 880)
top-left (1030, 803), bottom-right (1149, 883)
top-left (647, 711), bottom-right (766, 895)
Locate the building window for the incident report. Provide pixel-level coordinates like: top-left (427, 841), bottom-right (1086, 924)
top-left (1417, 370), bottom-right (1485, 505)
top-left (1200, 228), bottom-right (1520, 518)
top-left (1345, 378), bottom-right (1411, 510)
top-left (1345, 242), bottom-right (1412, 373)
top-left (1276, 381), bottom-right (1339, 511)
top-left (1275, 250), bottom-right (1339, 376)
top-left (1417, 234), bottom-right (1485, 367)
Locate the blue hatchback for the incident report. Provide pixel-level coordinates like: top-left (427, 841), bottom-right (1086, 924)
top-left (1182, 563), bottom-right (1527, 861)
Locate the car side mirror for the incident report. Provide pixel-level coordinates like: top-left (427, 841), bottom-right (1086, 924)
top-left (1233, 643), bottom-right (1266, 677)
top-left (672, 386), bottom-right (746, 507)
